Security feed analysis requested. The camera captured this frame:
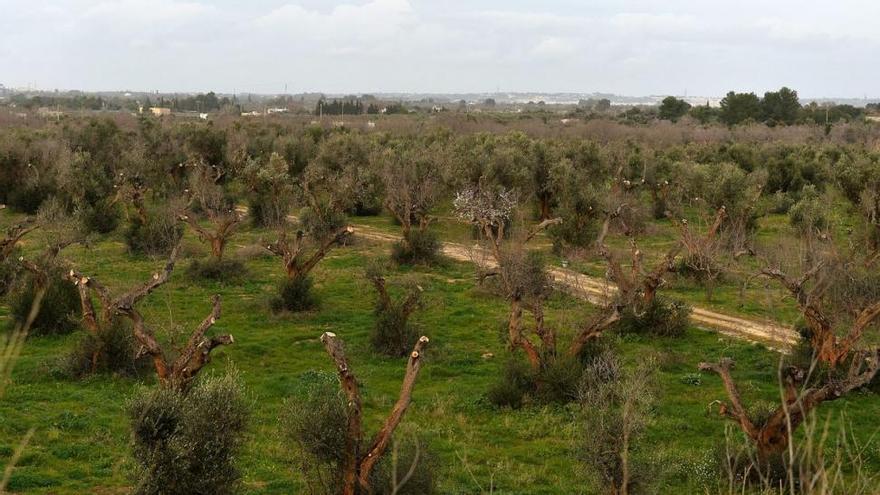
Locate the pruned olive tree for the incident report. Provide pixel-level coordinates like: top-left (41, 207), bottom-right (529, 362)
top-left (377, 141), bottom-right (445, 264)
top-left (67, 245), bottom-right (233, 388)
top-left (454, 185), bottom-right (562, 369)
top-left (179, 162), bottom-right (243, 263)
top-left (319, 331), bottom-right (430, 495)
top-left (701, 251), bottom-right (880, 463)
top-left (579, 354), bottom-right (660, 495)
top-left (265, 148), bottom-right (357, 312)
top-left (9, 201), bottom-right (84, 337)
top-left (241, 151), bottom-right (293, 228)
top-left (670, 205), bottom-right (728, 301)
top-left (699, 354), bottom-right (879, 462)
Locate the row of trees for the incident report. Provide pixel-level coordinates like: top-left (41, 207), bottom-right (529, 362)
top-left (657, 87), bottom-right (870, 127)
top-left (2, 115), bottom-right (880, 492)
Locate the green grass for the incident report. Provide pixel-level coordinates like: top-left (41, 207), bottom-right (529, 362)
top-left (1, 210), bottom-right (880, 493)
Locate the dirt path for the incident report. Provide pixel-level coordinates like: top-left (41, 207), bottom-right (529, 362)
top-left (237, 204), bottom-right (798, 350)
top-left (350, 225), bottom-right (799, 350)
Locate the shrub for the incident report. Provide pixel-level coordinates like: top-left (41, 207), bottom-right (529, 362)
top-left (367, 263), bottom-right (424, 357)
top-left (616, 297), bottom-right (690, 338)
top-left (281, 371), bottom-right (348, 494)
top-left (534, 354), bottom-right (585, 404)
top-left (185, 258), bottom-right (248, 284)
top-left (391, 229), bottom-right (441, 265)
top-left (282, 371), bottom-right (436, 494)
top-left (124, 209), bottom-right (183, 257)
top-left (6, 183), bottom-right (53, 214)
top-left (271, 275), bottom-right (317, 313)
top-left (578, 353), bottom-right (659, 495)
top-left (55, 318), bottom-right (146, 379)
top-left (128, 372), bottom-right (248, 495)
top-left (78, 202), bottom-right (120, 234)
top-left (788, 185), bottom-right (829, 235)
top-left (372, 302), bottom-right (421, 357)
top-left (248, 193), bottom-right (288, 228)
top-left (299, 206), bottom-right (348, 241)
top-left (487, 357), bottom-right (533, 409)
top-left (0, 249), bottom-right (21, 296)
top-left (8, 269), bottom-right (80, 337)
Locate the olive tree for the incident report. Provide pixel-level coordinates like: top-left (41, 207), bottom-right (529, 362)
top-left (377, 141), bottom-right (445, 264)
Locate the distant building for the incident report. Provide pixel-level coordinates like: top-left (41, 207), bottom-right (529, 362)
top-left (241, 111), bottom-right (262, 117)
top-left (867, 115), bottom-right (880, 123)
top-left (199, 113), bottom-right (209, 120)
top-left (267, 107), bottom-right (288, 114)
top-left (366, 121), bottom-right (376, 129)
top-left (150, 107), bottom-right (171, 117)
top-left (37, 107), bottom-right (64, 119)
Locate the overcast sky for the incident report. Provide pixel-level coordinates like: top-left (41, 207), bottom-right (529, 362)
top-left (1, 0), bottom-right (878, 97)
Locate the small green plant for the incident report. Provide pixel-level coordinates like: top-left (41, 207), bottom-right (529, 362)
top-left (8, 268), bottom-right (80, 337)
top-left (271, 275), bottom-right (317, 313)
top-left (124, 208), bottom-right (182, 257)
top-left (366, 262), bottom-right (424, 356)
top-left (680, 372), bottom-right (702, 386)
top-left (185, 258), bottom-right (248, 284)
top-left (391, 229), bottom-right (441, 265)
top-left (281, 371), bottom-right (348, 494)
top-left (128, 372), bottom-right (249, 495)
top-left (487, 357), bottom-right (533, 409)
top-left (55, 318), bottom-right (146, 379)
top-left (616, 297), bottom-right (690, 338)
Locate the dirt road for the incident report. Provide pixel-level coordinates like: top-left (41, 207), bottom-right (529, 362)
top-left (350, 225), bottom-right (800, 350)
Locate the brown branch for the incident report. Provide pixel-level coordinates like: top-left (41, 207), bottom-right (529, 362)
top-left (298, 226), bottom-right (354, 277)
top-left (114, 244), bottom-right (180, 312)
top-left (698, 358), bottom-right (759, 441)
top-left (123, 307), bottom-right (170, 383)
top-left (358, 336), bottom-right (430, 488)
top-left (0, 221), bottom-right (37, 262)
top-left (569, 307), bottom-right (621, 358)
top-left (169, 295), bottom-right (230, 389)
top-left (367, 272), bottom-right (392, 309)
top-left (320, 332), bottom-right (363, 495)
top-left (523, 217), bottom-right (562, 244)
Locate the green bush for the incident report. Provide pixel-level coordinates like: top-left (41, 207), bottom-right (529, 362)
top-left (281, 371), bottom-right (348, 494)
top-left (185, 258), bottom-right (248, 284)
top-left (271, 275), bottom-right (317, 313)
top-left (56, 318), bottom-right (147, 379)
top-left (6, 184), bottom-right (53, 214)
top-left (487, 357), bottom-right (533, 409)
top-left (372, 303), bottom-right (421, 357)
top-left (788, 185), bottom-right (829, 234)
top-left (8, 269), bottom-right (80, 337)
top-left (534, 354), bottom-right (585, 404)
top-left (391, 229), bottom-right (441, 265)
top-left (0, 249), bottom-right (21, 296)
top-left (616, 297), bottom-right (690, 338)
top-left (248, 194), bottom-right (288, 228)
top-left (124, 210), bottom-right (183, 257)
top-left (78, 202), bottom-right (120, 235)
top-left (129, 372), bottom-right (248, 495)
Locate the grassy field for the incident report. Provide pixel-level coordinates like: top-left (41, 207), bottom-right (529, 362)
top-left (1, 210), bottom-right (879, 494)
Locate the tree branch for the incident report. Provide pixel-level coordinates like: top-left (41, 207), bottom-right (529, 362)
top-left (358, 336), bottom-right (430, 488)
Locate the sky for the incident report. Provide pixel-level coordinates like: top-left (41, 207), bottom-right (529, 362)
top-left (1, 0), bottom-right (878, 97)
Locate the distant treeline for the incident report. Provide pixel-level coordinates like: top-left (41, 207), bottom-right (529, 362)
top-left (630, 87), bottom-right (876, 127)
top-left (314, 98), bottom-right (411, 116)
top-left (5, 91), bottom-right (234, 113)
